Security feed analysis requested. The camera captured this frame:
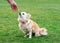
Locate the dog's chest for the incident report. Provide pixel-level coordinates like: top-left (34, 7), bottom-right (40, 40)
top-left (20, 23), bottom-right (31, 31)
top-left (21, 23), bottom-right (30, 28)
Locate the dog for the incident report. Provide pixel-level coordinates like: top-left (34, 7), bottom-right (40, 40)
top-left (18, 12), bottom-right (48, 38)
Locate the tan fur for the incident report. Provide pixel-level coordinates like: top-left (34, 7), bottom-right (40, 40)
top-left (29, 20), bottom-right (40, 32)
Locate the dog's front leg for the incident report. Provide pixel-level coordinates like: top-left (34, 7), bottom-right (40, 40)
top-left (29, 30), bottom-right (32, 38)
top-left (24, 32), bottom-right (29, 37)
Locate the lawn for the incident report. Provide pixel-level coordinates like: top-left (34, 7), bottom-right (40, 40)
top-left (0, 0), bottom-right (60, 43)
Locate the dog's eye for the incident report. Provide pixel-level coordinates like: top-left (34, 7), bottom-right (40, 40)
top-left (22, 13), bottom-right (24, 15)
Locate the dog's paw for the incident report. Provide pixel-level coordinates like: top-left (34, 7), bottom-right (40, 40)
top-left (29, 37), bottom-right (32, 38)
top-left (35, 34), bottom-right (41, 37)
top-left (24, 35), bottom-right (27, 37)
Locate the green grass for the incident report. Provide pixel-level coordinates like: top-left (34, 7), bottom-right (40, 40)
top-left (0, 0), bottom-right (60, 43)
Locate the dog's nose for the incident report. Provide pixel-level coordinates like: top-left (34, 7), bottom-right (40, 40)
top-left (19, 13), bottom-right (21, 16)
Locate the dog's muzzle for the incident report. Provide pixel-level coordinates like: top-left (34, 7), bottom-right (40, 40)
top-left (19, 13), bottom-right (21, 16)
top-left (19, 13), bottom-right (22, 18)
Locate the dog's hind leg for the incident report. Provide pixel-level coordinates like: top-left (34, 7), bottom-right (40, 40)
top-left (35, 31), bottom-right (41, 37)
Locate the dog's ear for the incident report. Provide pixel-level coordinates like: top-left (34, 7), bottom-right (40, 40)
top-left (27, 13), bottom-right (31, 19)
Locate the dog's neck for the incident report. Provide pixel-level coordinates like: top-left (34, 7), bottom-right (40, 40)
top-left (21, 21), bottom-right (26, 24)
top-left (20, 20), bottom-right (31, 25)
top-left (20, 20), bottom-right (30, 24)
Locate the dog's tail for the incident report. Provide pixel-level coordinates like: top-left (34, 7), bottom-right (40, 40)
top-left (39, 28), bottom-right (48, 36)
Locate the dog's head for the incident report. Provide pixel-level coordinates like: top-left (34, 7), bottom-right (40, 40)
top-left (18, 12), bottom-right (31, 20)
